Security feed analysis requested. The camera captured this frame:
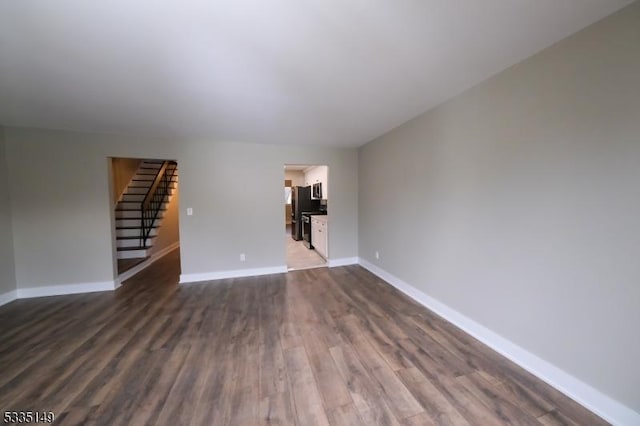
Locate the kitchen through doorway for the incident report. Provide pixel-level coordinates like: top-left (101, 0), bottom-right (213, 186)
top-left (284, 164), bottom-right (329, 271)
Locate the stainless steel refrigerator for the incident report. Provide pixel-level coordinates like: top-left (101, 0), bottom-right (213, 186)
top-left (291, 186), bottom-right (312, 240)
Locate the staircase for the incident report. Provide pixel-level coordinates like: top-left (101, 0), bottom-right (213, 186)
top-left (115, 160), bottom-right (178, 260)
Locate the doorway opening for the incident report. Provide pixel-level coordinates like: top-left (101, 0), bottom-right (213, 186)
top-left (284, 164), bottom-right (328, 271)
top-left (109, 157), bottom-right (181, 283)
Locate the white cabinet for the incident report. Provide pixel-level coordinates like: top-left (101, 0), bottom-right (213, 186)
top-left (311, 216), bottom-right (328, 259)
top-left (304, 165), bottom-right (328, 199)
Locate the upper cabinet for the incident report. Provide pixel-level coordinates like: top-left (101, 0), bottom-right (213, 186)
top-left (304, 165), bottom-right (328, 199)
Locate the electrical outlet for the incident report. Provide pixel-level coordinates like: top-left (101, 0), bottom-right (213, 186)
top-left (240, 253), bottom-right (246, 262)
top-left (187, 207), bottom-right (193, 216)
top-left (375, 251), bottom-right (380, 259)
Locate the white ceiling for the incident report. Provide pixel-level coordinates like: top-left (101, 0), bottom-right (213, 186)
top-left (285, 165), bottom-right (310, 172)
top-left (0, 0), bottom-right (633, 147)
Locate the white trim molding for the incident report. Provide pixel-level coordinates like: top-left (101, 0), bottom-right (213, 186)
top-left (0, 290), bottom-right (18, 307)
top-left (328, 257), bottom-right (359, 268)
top-left (358, 258), bottom-right (640, 426)
top-left (16, 280), bottom-right (117, 299)
top-left (118, 242), bottom-right (180, 283)
top-left (180, 265), bottom-right (288, 284)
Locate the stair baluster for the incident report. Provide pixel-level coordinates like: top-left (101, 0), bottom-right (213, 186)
top-left (140, 161), bottom-right (177, 248)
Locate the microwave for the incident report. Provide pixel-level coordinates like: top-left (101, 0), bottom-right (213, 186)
top-left (312, 182), bottom-right (322, 199)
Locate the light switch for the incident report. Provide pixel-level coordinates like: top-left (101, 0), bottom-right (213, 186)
top-left (187, 207), bottom-right (193, 216)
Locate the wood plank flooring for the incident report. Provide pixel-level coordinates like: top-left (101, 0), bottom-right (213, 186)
top-left (117, 257), bottom-right (148, 274)
top-left (0, 249), bottom-right (608, 425)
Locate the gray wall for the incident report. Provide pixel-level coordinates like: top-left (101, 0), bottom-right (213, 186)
top-left (178, 141), bottom-right (357, 274)
top-left (110, 157), bottom-right (142, 205)
top-left (359, 3), bottom-right (640, 413)
top-left (0, 127), bottom-right (16, 296)
top-left (6, 133), bottom-right (118, 287)
top-left (3, 128), bottom-right (358, 288)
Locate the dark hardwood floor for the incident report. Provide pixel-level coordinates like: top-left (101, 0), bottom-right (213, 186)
top-left (117, 257), bottom-right (148, 275)
top-left (0, 249), bottom-right (607, 425)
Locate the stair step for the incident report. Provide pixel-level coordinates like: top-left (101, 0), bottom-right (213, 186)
top-left (120, 195), bottom-right (171, 203)
top-left (121, 193), bottom-right (171, 200)
top-left (139, 167), bottom-right (177, 172)
top-left (117, 236), bottom-right (155, 248)
top-left (117, 247), bottom-right (151, 259)
top-left (134, 172), bottom-right (178, 176)
top-left (115, 208), bottom-right (166, 212)
top-left (117, 235), bottom-right (156, 240)
top-left (117, 200), bottom-right (168, 206)
top-left (128, 183), bottom-right (152, 187)
top-left (125, 187), bottom-right (176, 195)
top-left (116, 227), bottom-right (158, 238)
top-left (121, 194), bottom-right (145, 201)
top-left (115, 213), bottom-right (166, 219)
top-left (116, 217), bottom-right (164, 227)
top-left (128, 183), bottom-right (176, 187)
top-left (116, 210), bottom-right (166, 216)
top-left (131, 178), bottom-right (178, 182)
top-left (117, 246), bottom-right (152, 251)
top-left (132, 174), bottom-right (178, 178)
top-left (117, 208), bottom-right (166, 215)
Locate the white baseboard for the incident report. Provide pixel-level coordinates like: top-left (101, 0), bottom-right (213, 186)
top-left (328, 257), bottom-right (359, 267)
top-left (0, 289), bottom-right (18, 307)
top-left (358, 258), bottom-right (640, 426)
top-left (180, 265), bottom-right (288, 284)
top-left (17, 280), bottom-right (117, 299)
top-left (118, 242), bottom-right (180, 283)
